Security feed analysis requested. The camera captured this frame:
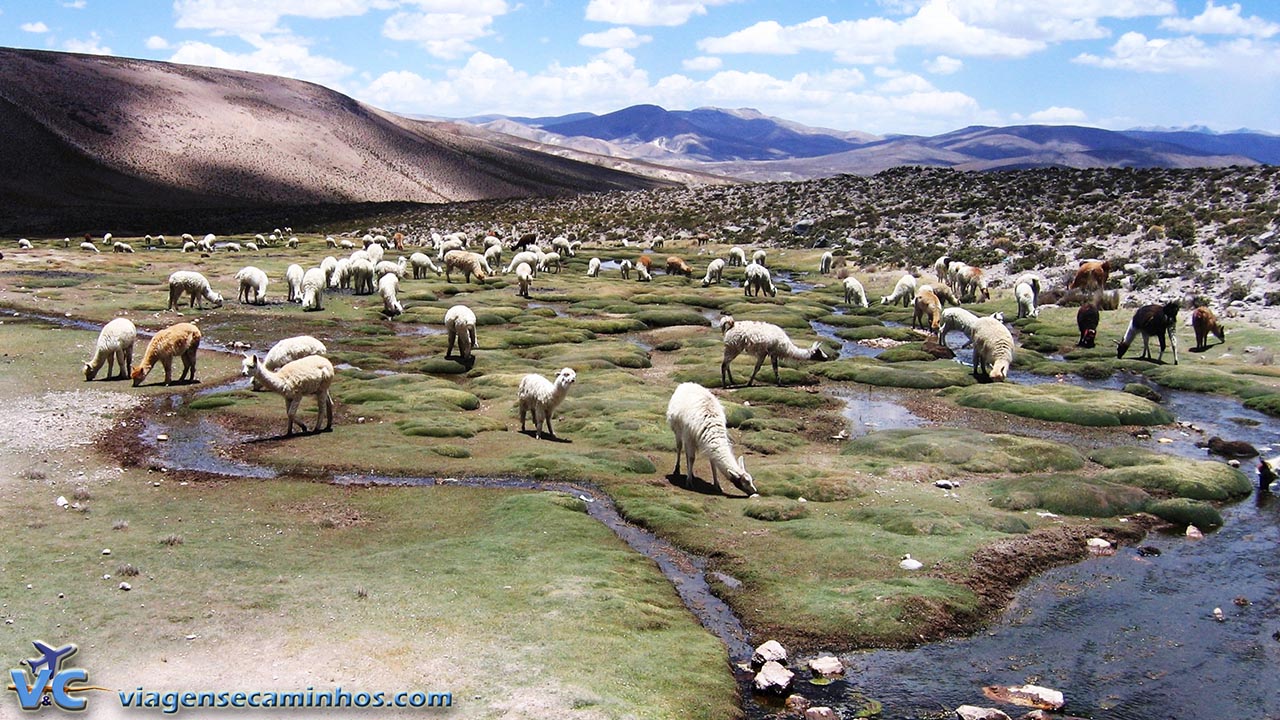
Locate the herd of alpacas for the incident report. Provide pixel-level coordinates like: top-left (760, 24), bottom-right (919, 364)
top-left (60, 229), bottom-right (1237, 494)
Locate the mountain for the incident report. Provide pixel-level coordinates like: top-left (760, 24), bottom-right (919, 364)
top-left (1120, 129), bottom-right (1280, 165)
top-left (0, 47), bottom-right (666, 226)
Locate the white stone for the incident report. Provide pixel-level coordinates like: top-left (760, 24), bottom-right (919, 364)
top-left (1186, 525), bottom-right (1204, 539)
top-left (805, 707), bottom-right (837, 720)
top-left (753, 661), bottom-right (794, 694)
top-left (118, 582), bottom-right (131, 591)
top-left (753, 639), bottom-right (787, 667)
top-left (955, 706), bottom-right (1011, 720)
top-left (807, 655), bottom-right (844, 677)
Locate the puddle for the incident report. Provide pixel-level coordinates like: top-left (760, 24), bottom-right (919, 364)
top-left (832, 385), bottom-right (928, 436)
top-left (527, 301), bottom-right (568, 317)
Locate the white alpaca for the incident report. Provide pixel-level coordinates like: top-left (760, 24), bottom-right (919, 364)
top-left (701, 258), bottom-right (725, 287)
top-left (443, 250), bottom-right (488, 284)
top-left (248, 335), bottom-right (328, 391)
top-left (666, 383), bottom-right (757, 496)
top-left (721, 320), bottom-right (827, 387)
top-left (409, 252), bottom-right (441, 279)
top-left (938, 307), bottom-right (979, 349)
top-left (80, 241), bottom-right (100, 253)
top-left (504, 250), bottom-right (541, 275)
top-left (167, 271), bottom-right (223, 311)
top-left (18, 238), bottom-right (32, 249)
top-left (538, 251), bottom-right (563, 274)
top-left (131, 322), bottom-right (201, 386)
top-left (378, 273), bottom-right (404, 317)
top-left (83, 317), bottom-right (136, 381)
top-left (635, 263), bottom-right (652, 282)
top-left (551, 236), bottom-right (573, 258)
top-left (508, 262), bottom-right (532, 299)
top-left (743, 263), bottom-right (777, 297)
top-left (444, 305), bottom-right (478, 363)
top-left (301, 268), bottom-right (326, 311)
top-left (181, 241), bottom-right (197, 253)
top-left (235, 266), bottom-right (269, 305)
top-left (751, 249), bottom-right (767, 266)
top-left (112, 241), bottom-right (134, 253)
top-left (971, 316), bottom-right (1015, 382)
top-left (349, 257), bottom-right (376, 295)
top-left (819, 251), bottom-right (833, 275)
top-left (1014, 280), bottom-right (1038, 319)
top-left (483, 243), bottom-right (503, 268)
top-left (241, 354), bottom-right (335, 436)
top-left (618, 259), bottom-right (633, 280)
top-left (518, 367), bottom-right (576, 440)
top-left (285, 264), bottom-right (304, 303)
top-left (727, 246), bottom-right (746, 267)
top-left (842, 276), bottom-right (869, 307)
top-left (436, 237), bottom-right (465, 259)
top-left (587, 257), bottom-right (602, 277)
top-left (284, 236), bottom-right (299, 249)
top-left (366, 243), bottom-right (385, 266)
top-left (244, 242), bottom-right (259, 252)
top-left (1014, 272), bottom-right (1043, 308)
top-left (880, 274), bottom-right (916, 307)
top-left (375, 256), bottom-right (408, 279)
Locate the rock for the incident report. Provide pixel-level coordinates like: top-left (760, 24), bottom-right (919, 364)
top-left (1213, 607), bottom-right (1225, 622)
top-left (784, 694), bottom-right (811, 713)
top-left (101, 548), bottom-right (111, 555)
top-left (1186, 525), bottom-right (1204, 539)
top-left (1234, 596), bottom-right (1250, 607)
top-left (956, 705), bottom-right (1012, 720)
top-left (156, 434), bottom-right (169, 442)
top-left (1085, 537), bottom-right (1114, 556)
top-left (118, 582), bottom-right (131, 591)
top-left (1205, 436), bottom-right (1258, 459)
top-left (982, 684), bottom-right (1064, 710)
top-left (805, 708), bottom-right (837, 720)
top-left (753, 661), bottom-right (794, 694)
top-left (1137, 546), bottom-right (1161, 557)
top-left (55, 495), bottom-right (68, 508)
top-left (752, 639), bottom-right (788, 668)
top-left (935, 480), bottom-right (957, 489)
top-left (807, 655), bottom-right (844, 678)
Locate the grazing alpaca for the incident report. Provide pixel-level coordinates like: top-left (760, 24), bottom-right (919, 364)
top-left (665, 255), bottom-right (693, 277)
top-left (743, 263), bottom-right (777, 297)
top-left (84, 317), bottom-right (137, 381)
top-left (131, 322), bottom-right (201, 386)
top-left (665, 382), bottom-right (757, 496)
top-left (1117, 302), bottom-right (1180, 365)
top-left (167, 271), bottom-right (223, 311)
top-left (701, 258), bottom-right (726, 287)
top-left (444, 305), bottom-right (478, 363)
top-left (880, 274), bottom-right (916, 307)
top-left (1191, 306), bottom-right (1225, 350)
top-left (1076, 303), bottom-right (1099, 348)
top-left (517, 367), bottom-right (576, 440)
top-left (721, 320), bottom-right (828, 387)
top-left (971, 316), bottom-right (1014, 382)
top-left (1069, 259), bottom-right (1111, 293)
top-left (842, 276), bottom-right (869, 307)
top-left (242, 354), bottom-right (335, 436)
top-left (912, 288), bottom-right (942, 334)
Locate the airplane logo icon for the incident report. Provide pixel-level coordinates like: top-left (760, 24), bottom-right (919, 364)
top-left (23, 642), bottom-right (77, 676)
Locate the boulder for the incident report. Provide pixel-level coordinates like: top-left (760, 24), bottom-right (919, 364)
top-left (784, 694), bottom-right (811, 713)
top-left (805, 708), bottom-right (837, 720)
top-left (807, 655), bottom-right (845, 678)
top-left (956, 705), bottom-right (1011, 720)
top-left (752, 639), bottom-right (788, 668)
top-left (982, 684), bottom-right (1064, 710)
top-left (753, 661), bottom-right (794, 695)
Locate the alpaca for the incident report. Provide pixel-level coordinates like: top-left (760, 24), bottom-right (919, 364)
top-left (131, 322), bottom-right (201, 386)
top-left (1069, 260), bottom-right (1111, 294)
top-left (443, 250), bottom-right (488, 284)
top-left (248, 335), bottom-right (328, 391)
top-left (378, 273), bottom-right (404, 317)
top-left (301, 268), bottom-right (326, 311)
top-left (167, 271), bottom-right (223, 311)
top-left (842, 276), bottom-right (869, 308)
top-left (726, 246), bottom-right (746, 267)
top-left (84, 317), bottom-right (136, 381)
top-left (721, 320), bottom-right (828, 387)
top-left (444, 305), bottom-right (478, 363)
top-left (1077, 303), bottom-right (1099, 348)
top-left (515, 262), bottom-right (533, 298)
top-left (517, 367), bottom-right (576, 440)
top-left (912, 288), bottom-right (942, 334)
top-left (242, 354), bottom-right (335, 436)
top-left (409, 252), bottom-right (442, 279)
top-left (285, 264), bottom-right (304, 303)
top-left (1117, 302), bottom-right (1179, 365)
top-left (819, 251), bottom-right (833, 275)
top-left (971, 316), bottom-right (1014, 382)
top-left (743, 263), bottom-right (777, 297)
top-left (235, 266), bottom-right (269, 305)
top-left (618, 259), bottom-right (633, 280)
top-left (751, 249), bottom-right (767, 266)
top-left (665, 382), bottom-right (757, 496)
top-left (1191, 306), bottom-right (1225, 350)
top-left (587, 257), bottom-right (602, 277)
top-left (665, 256), bottom-right (693, 277)
top-left (880, 274), bottom-right (916, 307)
top-left (701, 258), bottom-right (725, 287)
top-left (1014, 280), bottom-right (1038, 319)
top-left (504, 250), bottom-right (541, 276)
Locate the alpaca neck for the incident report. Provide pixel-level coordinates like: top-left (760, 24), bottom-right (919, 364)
top-left (780, 340), bottom-right (813, 360)
top-left (252, 362), bottom-right (290, 395)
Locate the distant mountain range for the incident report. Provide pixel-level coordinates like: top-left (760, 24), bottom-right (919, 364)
top-left (470, 105), bottom-right (1280, 181)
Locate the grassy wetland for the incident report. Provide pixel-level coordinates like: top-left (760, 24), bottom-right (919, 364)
top-left (2, 167), bottom-right (1279, 717)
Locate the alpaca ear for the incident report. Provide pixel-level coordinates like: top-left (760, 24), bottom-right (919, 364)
top-left (737, 455), bottom-right (747, 472)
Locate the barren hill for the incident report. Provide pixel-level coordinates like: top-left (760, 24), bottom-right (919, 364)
top-left (0, 47), bottom-right (665, 220)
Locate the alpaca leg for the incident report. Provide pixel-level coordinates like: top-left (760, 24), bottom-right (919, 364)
top-left (1169, 331), bottom-right (1178, 365)
top-left (519, 401), bottom-right (528, 433)
top-left (721, 348), bottom-right (741, 387)
top-left (313, 391), bottom-right (327, 431)
top-left (685, 444), bottom-right (697, 484)
top-left (544, 411), bottom-right (555, 439)
top-left (286, 396), bottom-right (305, 434)
top-left (771, 355), bottom-right (781, 386)
top-left (446, 329), bottom-right (456, 358)
top-left (672, 435), bottom-right (683, 477)
top-left (322, 391), bottom-right (334, 430)
top-left (161, 358), bottom-right (174, 385)
top-left (747, 354), bottom-right (767, 386)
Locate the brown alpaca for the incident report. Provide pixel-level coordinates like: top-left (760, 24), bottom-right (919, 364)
top-left (1191, 306), bottom-right (1225, 350)
top-left (912, 288), bottom-right (942, 334)
top-left (131, 323), bottom-right (202, 386)
top-left (665, 256), bottom-right (693, 276)
top-left (1069, 260), bottom-right (1111, 293)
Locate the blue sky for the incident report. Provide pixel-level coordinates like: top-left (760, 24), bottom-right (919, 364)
top-left (2, 1), bottom-right (1279, 135)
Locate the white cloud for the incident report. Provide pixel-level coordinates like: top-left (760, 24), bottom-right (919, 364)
top-left (945, 0), bottom-right (1177, 42)
top-left (924, 54), bottom-right (962, 74)
top-left (64, 32), bottom-right (112, 55)
top-left (145, 36), bottom-right (171, 50)
top-left (1074, 30), bottom-right (1280, 72)
top-left (1026, 106), bottom-right (1089, 124)
top-left (1159, 1), bottom-right (1280, 38)
top-left (62, 1), bottom-right (86, 8)
top-left (169, 37), bottom-right (354, 88)
top-left (380, 1), bottom-right (510, 58)
top-left (681, 55), bottom-right (722, 71)
top-left (173, 0), bottom-right (396, 35)
top-left (20, 22), bottom-right (50, 33)
top-left (579, 27), bottom-right (652, 49)
top-left (585, 0), bottom-right (739, 27)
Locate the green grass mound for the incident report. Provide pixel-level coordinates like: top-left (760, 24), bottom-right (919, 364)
top-left (412, 358), bottom-right (470, 374)
top-left (566, 317), bottom-right (648, 334)
top-left (847, 507), bottom-right (966, 535)
top-left (672, 365), bottom-right (819, 389)
top-left (986, 475), bottom-right (1151, 517)
top-left (1244, 392), bottom-right (1280, 417)
top-left (718, 309), bottom-right (813, 329)
top-left (842, 428), bottom-right (1085, 474)
top-left (754, 466), bottom-right (865, 502)
top-left (520, 341), bottom-right (651, 370)
top-left (632, 293), bottom-right (726, 310)
top-left (743, 499), bottom-right (810, 522)
top-left (431, 444), bottom-right (472, 459)
top-left (1146, 498), bottom-right (1223, 528)
top-left (877, 345), bottom-right (938, 363)
top-left (187, 393), bottom-right (244, 410)
top-left (653, 340), bottom-right (682, 352)
top-left (1090, 447), bottom-right (1253, 501)
top-left (734, 386), bottom-right (831, 409)
top-left (943, 383), bottom-right (1174, 427)
top-left (741, 428), bottom-right (808, 455)
top-left (1123, 383), bottom-right (1163, 402)
top-left (396, 415), bottom-right (504, 438)
top-left (815, 359), bottom-right (975, 389)
top-left (1144, 365), bottom-right (1258, 397)
top-left (634, 309), bottom-right (713, 328)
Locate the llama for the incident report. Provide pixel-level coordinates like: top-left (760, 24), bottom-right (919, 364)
top-left (517, 367), bottom-right (576, 440)
top-left (131, 322), bottom-right (201, 387)
top-left (881, 274), bottom-right (916, 307)
top-left (1076, 303), bottom-right (1099, 347)
top-left (721, 320), bottom-right (828, 387)
top-left (842, 276), bottom-right (869, 307)
top-left (665, 382), bottom-right (757, 496)
top-left (970, 316), bottom-right (1014, 382)
top-left (1117, 302), bottom-right (1179, 365)
top-left (167, 271), bottom-right (223, 311)
top-left (444, 305), bottom-right (478, 363)
top-left (743, 263), bottom-right (777, 297)
top-left (1191, 306), bottom-right (1225, 350)
top-left (84, 317), bottom-right (136, 381)
top-left (248, 335), bottom-right (328, 391)
top-left (241, 354), bottom-right (335, 436)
